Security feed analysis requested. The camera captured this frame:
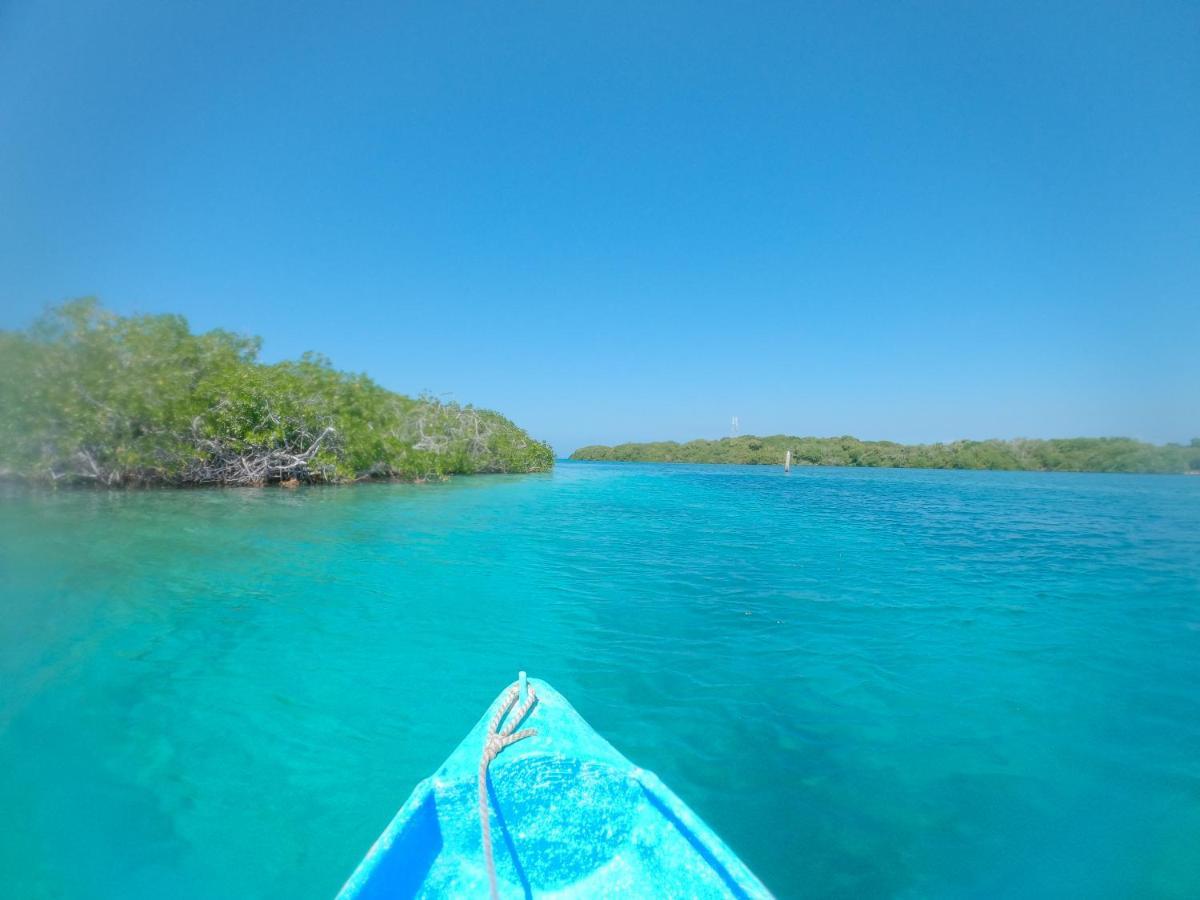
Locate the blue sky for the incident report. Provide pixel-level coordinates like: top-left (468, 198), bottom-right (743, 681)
top-left (1, 1), bottom-right (1196, 453)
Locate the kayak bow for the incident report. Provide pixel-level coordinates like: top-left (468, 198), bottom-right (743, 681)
top-left (336, 676), bottom-right (771, 898)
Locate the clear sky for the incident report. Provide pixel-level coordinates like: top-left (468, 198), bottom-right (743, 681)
top-left (1, 1), bottom-right (1196, 454)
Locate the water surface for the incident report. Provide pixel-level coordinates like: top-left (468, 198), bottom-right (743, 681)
top-left (2, 462), bottom-right (1198, 898)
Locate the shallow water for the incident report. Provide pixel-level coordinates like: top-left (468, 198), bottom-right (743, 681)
top-left (1, 462), bottom-right (1198, 898)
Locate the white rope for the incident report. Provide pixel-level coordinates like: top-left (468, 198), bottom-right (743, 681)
top-left (478, 681), bottom-right (538, 900)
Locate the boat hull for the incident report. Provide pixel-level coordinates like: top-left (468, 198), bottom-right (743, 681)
top-left (336, 679), bottom-right (771, 898)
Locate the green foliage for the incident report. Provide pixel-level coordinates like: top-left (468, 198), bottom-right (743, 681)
top-left (571, 434), bottom-right (1198, 474)
top-left (0, 299), bottom-right (553, 485)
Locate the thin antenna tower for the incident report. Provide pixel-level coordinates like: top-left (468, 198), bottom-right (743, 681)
top-left (731, 416), bottom-right (739, 437)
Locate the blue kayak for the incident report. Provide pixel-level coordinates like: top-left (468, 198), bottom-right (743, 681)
top-left (336, 675), bottom-right (772, 898)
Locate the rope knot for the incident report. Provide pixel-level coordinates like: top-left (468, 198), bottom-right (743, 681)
top-left (483, 733), bottom-right (506, 757)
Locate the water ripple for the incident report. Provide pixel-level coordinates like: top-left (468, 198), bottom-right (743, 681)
top-left (1, 464), bottom-right (1198, 898)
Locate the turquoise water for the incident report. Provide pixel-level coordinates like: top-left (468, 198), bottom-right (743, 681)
top-left (1, 462), bottom-right (1198, 899)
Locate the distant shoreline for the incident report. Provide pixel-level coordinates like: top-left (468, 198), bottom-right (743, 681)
top-left (570, 435), bottom-right (1200, 475)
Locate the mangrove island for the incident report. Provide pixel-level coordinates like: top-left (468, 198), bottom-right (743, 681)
top-left (0, 299), bottom-right (553, 486)
top-left (571, 434), bottom-right (1200, 474)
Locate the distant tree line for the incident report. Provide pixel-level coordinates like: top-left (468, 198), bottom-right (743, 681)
top-left (571, 434), bottom-right (1200, 474)
top-left (0, 299), bottom-right (553, 486)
